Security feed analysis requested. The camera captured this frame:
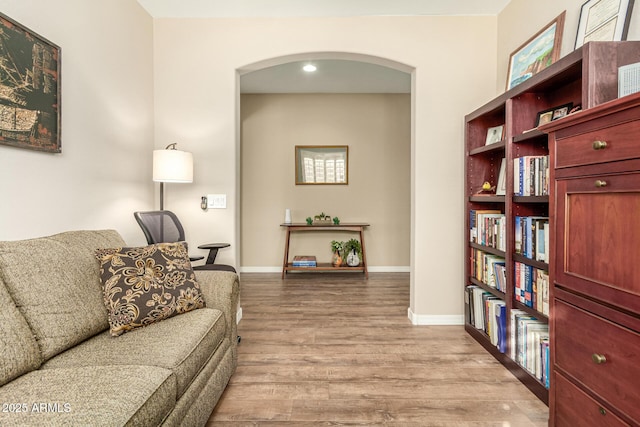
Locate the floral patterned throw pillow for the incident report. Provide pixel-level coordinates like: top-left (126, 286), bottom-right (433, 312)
top-left (95, 242), bottom-right (205, 337)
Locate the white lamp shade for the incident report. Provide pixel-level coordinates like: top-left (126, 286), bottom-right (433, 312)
top-left (153, 149), bottom-right (193, 183)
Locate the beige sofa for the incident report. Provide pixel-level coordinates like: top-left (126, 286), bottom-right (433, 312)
top-left (0, 230), bottom-right (238, 426)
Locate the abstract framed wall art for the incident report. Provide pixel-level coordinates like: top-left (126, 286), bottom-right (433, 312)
top-left (0, 13), bottom-right (61, 153)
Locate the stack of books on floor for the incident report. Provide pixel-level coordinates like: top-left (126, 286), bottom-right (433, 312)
top-left (292, 255), bottom-right (317, 267)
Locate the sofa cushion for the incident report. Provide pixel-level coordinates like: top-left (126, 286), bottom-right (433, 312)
top-left (43, 306), bottom-right (226, 398)
top-left (95, 241), bottom-right (205, 336)
top-left (0, 279), bottom-right (42, 387)
top-left (0, 230), bottom-right (126, 361)
top-left (0, 365), bottom-right (175, 427)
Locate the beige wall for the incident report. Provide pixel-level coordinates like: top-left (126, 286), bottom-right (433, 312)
top-left (497, 0), bottom-right (640, 94)
top-left (0, 0), bottom-right (154, 245)
top-left (241, 94), bottom-right (411, 269)
top-left (152, 16), bottom-right (498, 323)
top-left (5, 1), bottom-right (639, 324)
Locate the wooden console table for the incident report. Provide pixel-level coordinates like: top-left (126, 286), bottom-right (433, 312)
top-left (280, 223), bottom-right (369, 278)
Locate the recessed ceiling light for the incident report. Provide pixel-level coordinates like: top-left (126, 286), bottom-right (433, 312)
top-left (303, 64), bottom-right (317, 72)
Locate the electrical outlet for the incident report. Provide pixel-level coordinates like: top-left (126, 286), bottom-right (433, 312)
top-left (207, 194), bottom-right (226, 209)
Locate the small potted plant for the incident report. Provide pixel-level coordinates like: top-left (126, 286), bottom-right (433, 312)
top-left (344, 238), bottom-right (362, 267)
top-left (330, 240), bottom-right (344, 266)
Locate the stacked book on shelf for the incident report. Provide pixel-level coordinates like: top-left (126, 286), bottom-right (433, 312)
top-left (511, 310), bottom-right (550, 388)
top-left (469, 209), bottom-right (506, 250)
top-left (515, 216), bottom-right (549, 262)
top-left (465, 285), bottom-right (507, 354)
top-left (292, 255), bottom-right (317, 267)
top-left (514, 262), bottom-right (550, 316)
top-left (471, 248), bottom-right (506, 292)
top-left (514, 155), bottom-right (550, 196)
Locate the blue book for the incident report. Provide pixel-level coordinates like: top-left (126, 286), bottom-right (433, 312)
top-left (496, 303), bottom-right (507, 353)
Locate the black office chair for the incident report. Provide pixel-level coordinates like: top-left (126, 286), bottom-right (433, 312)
top-left (133, 210), bottom-right (236, 273)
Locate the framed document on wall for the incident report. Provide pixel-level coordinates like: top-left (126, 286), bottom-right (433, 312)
top-left (575, 0), bottom-right (635, 48)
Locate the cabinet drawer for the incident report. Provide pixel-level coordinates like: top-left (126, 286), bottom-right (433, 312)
top-left (555, 119), bottom-right (640, 169)
top-left (554, 372), bottom-right (629, 426)
top-left (554, 300), bottom-right (640, 423)
top-left (554, 173), bottom-right (640, 313)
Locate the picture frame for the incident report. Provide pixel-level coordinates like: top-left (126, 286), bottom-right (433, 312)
top-left (295, 145), bottom-right (348, 185)
top-left (0, 13), bottom-right (61, 153)
top-left (535, 103), bottom-right (574, 127)
top-left (485, 125), bottom-right (505, 146)
top-left (506, 12), bottom-right (566, 90)
top-left (575, 0), bottom-right (634, 49)
top-left (496, 158), bottom-right (507, 196)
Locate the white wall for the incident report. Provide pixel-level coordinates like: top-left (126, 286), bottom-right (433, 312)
top-left (0, 0), bottom-right (154, 245)
top-left (152, 16), bottom-right (498, 322)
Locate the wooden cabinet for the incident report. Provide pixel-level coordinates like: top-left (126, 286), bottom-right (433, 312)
top-left (542, 92), bottom-right (640, 426)
top-left (464, 42), bottom-right (640, 406)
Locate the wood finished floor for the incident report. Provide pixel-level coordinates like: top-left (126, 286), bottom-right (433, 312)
top-left (207, 273), bottom-right (549, 426)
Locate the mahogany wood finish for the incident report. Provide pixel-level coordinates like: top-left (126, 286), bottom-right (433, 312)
top-left (464, 42), bottom-right (640, 407)
top-left (208, 273), bottom-right (548, 425)
top-left (554, 374), bottom-right (628, 427)
top-left (542, 92), bottom-right (640, 426)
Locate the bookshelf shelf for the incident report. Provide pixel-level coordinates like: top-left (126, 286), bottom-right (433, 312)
top-left (513, 195), bottom-right (548, 204)
top-left (469, 140), bottom-right (506, 156)
top-left (469, 242), bottom-right (504, 257)
top-left (512, 129), bottom-right (545, 143)
top-left (512, 253), bottom-right (548, 270)
top-left (469, 195), bottom-right (505, 203)
top-left (464, 42), bottom-right (640, 407)
top-left (469, 277), bottom-right (505, 299)
top-left (513, 301), bottom-right (548, 321)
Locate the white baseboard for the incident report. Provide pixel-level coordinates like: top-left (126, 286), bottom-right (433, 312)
top-left (368, 266), bottom-right (410, 273)
top-left (407, 307), bottom-right (464, 325)
top-left (239, 266), bottom-right (281, 273)
top-left (239, 266), bottom-right (410, 273)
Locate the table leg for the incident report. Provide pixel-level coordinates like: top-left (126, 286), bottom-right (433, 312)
top-left (282, 228), bottom-right (291, 279)
top-left (359, 227), bottom-right (368, 279)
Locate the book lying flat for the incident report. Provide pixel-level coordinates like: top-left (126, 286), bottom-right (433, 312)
top-left (292, 255), bottom-right (317, 267)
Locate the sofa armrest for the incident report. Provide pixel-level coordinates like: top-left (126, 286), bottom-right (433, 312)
top-left (195, 270), bottom-right (239, 351)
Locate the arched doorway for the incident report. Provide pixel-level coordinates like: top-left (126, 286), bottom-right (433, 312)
top-left (236, 52), bottom-right (414, 288)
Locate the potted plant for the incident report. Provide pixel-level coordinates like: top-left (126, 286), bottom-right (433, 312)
top-left (330, 240), bottom-right (344, 266)
top-left (344, 238), bottom-right (362, 267)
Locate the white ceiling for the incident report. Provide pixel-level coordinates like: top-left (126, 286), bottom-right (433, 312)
top-left (137, 0), bottom-right (511, 18)
top-left (240, 60), bottom-right (412, 94)
top-left (137, 0), bottom-right (511, 93)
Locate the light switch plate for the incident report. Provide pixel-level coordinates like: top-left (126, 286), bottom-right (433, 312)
top-left (207, 194), bottom-right (226, 209)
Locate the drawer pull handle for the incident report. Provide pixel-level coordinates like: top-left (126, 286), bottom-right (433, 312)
top-left (599, 407), bottom-right (607, 416)
top-left (592, 353), bottom-right (607, 364)
top-left (592, 140), bottom-right (608, 150)
top-left (595, 180), bottom-right (607, 188)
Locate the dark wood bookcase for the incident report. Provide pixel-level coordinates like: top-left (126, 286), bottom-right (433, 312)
top-left (463, 41), bottom-right (640, 405)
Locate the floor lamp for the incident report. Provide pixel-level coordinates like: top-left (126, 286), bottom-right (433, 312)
top-left (153, 143), bottom-right (193, 210)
